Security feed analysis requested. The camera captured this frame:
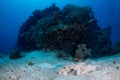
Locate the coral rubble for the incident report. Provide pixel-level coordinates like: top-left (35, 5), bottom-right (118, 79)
top-left (16, 4), bottom-right (113, 58)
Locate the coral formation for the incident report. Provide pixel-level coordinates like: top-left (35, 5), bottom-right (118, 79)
top-left (112, 41), bottom-right (120, 53)
top-left (9, 49), bottom-right (22, 59)
top-left (16, 4), bottom-right (113, 58)
top-left (55, 50), bottom-right (70, 59)
top-left (74, 43), bottom-right (91, 61)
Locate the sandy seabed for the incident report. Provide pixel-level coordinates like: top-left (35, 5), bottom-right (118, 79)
top-left (0, 51), bottom-right (120, 80)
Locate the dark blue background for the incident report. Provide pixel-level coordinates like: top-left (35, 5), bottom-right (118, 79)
top-left (0, 0), bottom-right (120, 53)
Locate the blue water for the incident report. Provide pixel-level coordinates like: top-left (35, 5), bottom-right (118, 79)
top-left (0, 0), bottom-right (120, 53)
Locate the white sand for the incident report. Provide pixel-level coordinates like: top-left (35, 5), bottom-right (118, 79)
top-left (0, 51), bottom-right (120, 80)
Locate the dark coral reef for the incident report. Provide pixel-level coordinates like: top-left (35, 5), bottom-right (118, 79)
top-left (112, 41), bottom-right (120, 54)
top-left (16, 4), bottom-right (113, 58)
top-left (9, 49), bottom-right (23, 59)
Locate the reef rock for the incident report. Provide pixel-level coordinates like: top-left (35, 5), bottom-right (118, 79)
top-left (16, 4), bottom-right (113, 58)
top-left (9, 49), bottom-right (23, 59)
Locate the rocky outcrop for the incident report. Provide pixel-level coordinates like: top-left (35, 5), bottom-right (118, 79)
top-left (16, 4), bottom-right (113, 58)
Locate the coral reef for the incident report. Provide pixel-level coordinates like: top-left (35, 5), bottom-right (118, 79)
top-left (74, 43), bottom-right (91, 61)
top-left (55, 50), bottom-right (70, 59)
top-left (9, 49), bottom-right (23, 59)
top-left (112, 41), bottom-right (120, 53)
top-left (16, 4), bottom-right (113, 58)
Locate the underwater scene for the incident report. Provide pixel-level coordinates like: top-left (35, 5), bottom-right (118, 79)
top-left (0, 0), bottom-right (120, 80)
